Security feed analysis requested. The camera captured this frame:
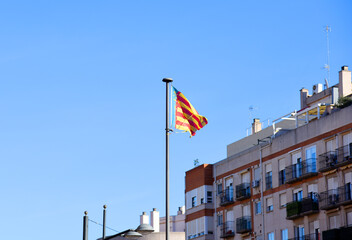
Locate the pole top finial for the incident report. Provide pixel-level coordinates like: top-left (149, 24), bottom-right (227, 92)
top-left (103, 205), bottom-right (107, 209)
top-left (162, 78), bottom-right (173, 83)
top-left (84, 211), bottom-right (88, 216)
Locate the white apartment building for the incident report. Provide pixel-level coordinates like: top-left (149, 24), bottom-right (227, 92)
top-left (185, 66), bottom-right (352, 240)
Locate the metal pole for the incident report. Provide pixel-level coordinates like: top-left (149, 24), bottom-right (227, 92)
top-left (259, 145), bottom-right (265, 240)
top-left (83, 211), bottom-right (88, 240)
top-left (162, 78), bottom-right (173, 240)
top-left (102, 205), bottom-right (107, 240)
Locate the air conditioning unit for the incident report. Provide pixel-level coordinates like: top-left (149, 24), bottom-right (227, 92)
top-left (312, 83), bottom-right (323, 94)
top-left (252, 180), bottom-right (260, 188)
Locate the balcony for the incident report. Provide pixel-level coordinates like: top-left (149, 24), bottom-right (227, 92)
top-left (318, 144), bottom-right (352, 172)
top-left (318, 151), bottom-right (338, 172)
top-left (236, 216), bottom-right (251, 234)
top-left (319, 183), bottom-right (352, 210)
top-left (220, 221), bottom-right (235, 238)
top-left (219, 188), bottom-right (234, 206)
top-left (285, 158), bottom-right (318, 184)
top-left (322, 225), bottom-right (352, 240)
top-left (286, 194), bottom-right (319, 220)
top-left (336, 144), bottom-right (352, 167)
top-left (288, 233), bottom-right (320, 240)
top-left (235, 183), bottom-right (250, 201)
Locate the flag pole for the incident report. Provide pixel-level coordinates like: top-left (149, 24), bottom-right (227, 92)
top-left (162, 78), bottom-right (173, 240)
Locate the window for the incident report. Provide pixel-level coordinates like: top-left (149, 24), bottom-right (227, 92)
top-left (347, 212), bottom-right (352, 226)
top-left (281, 229), bottom-right (288, 240)
top-left (192, 196), bottom-right (196, 207)
top-left (293, 189), bottom-right (303, 202)
top-left (305, 146), bottom-right (317, 173)
top-left (254, 167), bottom-right (261, 181)
top-left (266, 197), bottom-right (273, 212)
top-left (266, 171), bottom-right (272, 190)
top-left (268, 232), bottom-right (274, 240)
top-left (279, 193), bottom-right (287, 208)
top-left (200, 198), bottom-right (204, 204)
top-left (294, 226), bottom-right (304, 239)
top-left (217, 183), bottom-right (223, 195)
top-left (255, 201), bottom-right (261, 214)
top-left (265, 164), bottom-right (272, 190)
top-left (207, 191), bottom-right (212, 203)
top-left (279, 159), bottom-right (286, 185)
top-left (217, 214), bottom-right (223, 226)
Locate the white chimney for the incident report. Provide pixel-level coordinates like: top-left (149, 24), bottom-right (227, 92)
top-left (339, 65), bottom-right (352, 98)
top-left (140, 212), bottom-right (149, 225)
top-left (252, 118), bottom-right (262, 134)
top-left (150, 208), bottom-right (160, 232)
top-left (177, 206), bottom-right (185, 215)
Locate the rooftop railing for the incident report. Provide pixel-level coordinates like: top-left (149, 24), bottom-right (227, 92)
top-left (219, 188), bottom-right (234, 206)
top-left (285, 158), bottom-right (317, 184)
top-left (235, 183), bottom-right (251, 200)
top-left (220, 221), bottom-right (235, 238)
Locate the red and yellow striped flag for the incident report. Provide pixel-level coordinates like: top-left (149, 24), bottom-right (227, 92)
top-left (170, 87), bottom-right (208, 137)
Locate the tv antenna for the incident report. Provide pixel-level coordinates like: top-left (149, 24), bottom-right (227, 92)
top-left (248, 105), bottom-right (258, 120)
top-left (324, 25), bottom-right (331, 86)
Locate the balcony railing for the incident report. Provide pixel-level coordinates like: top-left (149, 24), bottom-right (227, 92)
top-left (220, 221), bottom-right (235, 238)
top-left (235, 183), bottom-right (250, 200)
top-left (322, 225), bottom-right (352, 240)
top-left (236, 216), bottom-right (251, 234)
top-left (285, 158), bottom-right (317, 184)
top-left (219, 188), bottom-right (234, 206)
top-left (288, 233), bottom-right (320, 240)
top-left (318, 143), bottom-right (352, 172)
top-left (318, 151), bottom-right (338, 172)
top-left (319, 183), bottom-right (352, 210)
top-left (286, 194), bottom-right (319, 220)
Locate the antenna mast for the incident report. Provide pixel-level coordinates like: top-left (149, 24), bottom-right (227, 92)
top-left (325, 25), bottom-right (331, 85)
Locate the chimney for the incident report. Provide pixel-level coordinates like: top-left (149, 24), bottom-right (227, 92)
top-left (252, 118), bottom-right (262, 134)
top-left (140, 212), bottom-right (149, 225)
top-left (150, 208), bottom-right (160, 232)
top-left (300, 88), bottom-right (309, 109)
top-left (177, 206), bottom-right (185, 215)
top-left (339, 65), bottom-right (352, 98)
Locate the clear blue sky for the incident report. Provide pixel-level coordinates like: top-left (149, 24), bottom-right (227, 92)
top-left (0, 1), bottom-right (351, 239)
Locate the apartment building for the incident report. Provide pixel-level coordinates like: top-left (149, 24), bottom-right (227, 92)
top-left (185, 66), bottom-right (352, 240)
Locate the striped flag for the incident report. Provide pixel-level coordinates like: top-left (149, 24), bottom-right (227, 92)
top-left (170, 86), bottom-right (208, 137)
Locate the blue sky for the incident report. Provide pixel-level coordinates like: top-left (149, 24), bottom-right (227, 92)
top-left (0, 1), bottom-right (351, 239)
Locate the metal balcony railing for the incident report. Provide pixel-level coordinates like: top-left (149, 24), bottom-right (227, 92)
top-left (235, 183), bottom-right (250, 200)
top-left (319, 144), bottom-right (352, 172)
top-left (336, 143), bottom-right (352, 166)
top-left (220, 221), bottom-right (235, 238)
top-left (286, 194), bottom-right (319, 220)
top-left (288, 233), bottom-right (320, 240)
top-left (285, 158), bottom-right (317, 184)
top-left (219, 188), bottom-right (234, 206)
top-left (319, 183), bottom-right (352, 210)
top-left (322, 225), bottom-right (352, 240)
top-left (318, 151), bottom-right (338, 172)
top-left (235, 216), bottom-right (251, 234)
